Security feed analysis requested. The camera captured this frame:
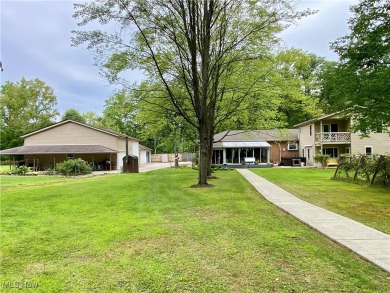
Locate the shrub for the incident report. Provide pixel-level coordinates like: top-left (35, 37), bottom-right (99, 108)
top-left (314, 154), bottom-right (330, 168)
top-left (45, 168), bottom-right (56, 175)
top-left (56, 158), bottom-right (92, 175)
top-left (13, 165), bottom-right (29, 175)
top-left (210, 164), bottom-right (221, 170)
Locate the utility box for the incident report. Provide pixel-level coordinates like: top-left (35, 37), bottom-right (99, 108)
top-left (122, 155), bottom-right (139, 173)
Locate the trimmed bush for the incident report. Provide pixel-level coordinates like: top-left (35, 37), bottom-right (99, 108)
top-left (314, 154), bottom-right (330, 168)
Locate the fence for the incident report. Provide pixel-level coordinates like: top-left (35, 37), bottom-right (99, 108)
top-left (151, 153), bottom-right (196, 163)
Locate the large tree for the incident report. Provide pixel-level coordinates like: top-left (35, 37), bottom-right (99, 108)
top-left (330, 0), bottom-right (390, 133)
top-left (0, 78), bottom-right (59, 149)
top-left (102, 89), bottom-right (141, 137)
top-left (73, 0), bottom-right (311, 185)
top-left (62, 108), bottom-right (86, 123)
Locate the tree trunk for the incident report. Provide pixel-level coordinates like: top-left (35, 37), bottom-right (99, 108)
top-left (197, 119), bottom-right (213, 186)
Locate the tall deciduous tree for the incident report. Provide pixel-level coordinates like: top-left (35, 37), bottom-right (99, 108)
top-left (0, 77), bottom-right (59, 149)
top-left (102, 89), bottom-right (140, 137)
top-left (73, 0), bottom-right (311, 186)
top-left (330, 0), bottom-right (390, 133)
top-left (62, 108), bottom-right (86, 123)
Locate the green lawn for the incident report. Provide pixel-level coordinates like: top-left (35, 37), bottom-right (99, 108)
top-left (251, 168), bottom-right (390, 234)
top-left (1, 169), bottom-right (389, 292)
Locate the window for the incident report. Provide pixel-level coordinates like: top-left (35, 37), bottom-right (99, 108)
top-left (288, 142), bottom-right (298, 150)
top-left (307, 148), bottom-right (310, 159)
top-left (66, 154), bottom-right (74, 160)
top-left (323, 124), bottom-right (330, 132)
top-left (323, 124), bottom-right (339, 132)
top-left (345, 147), bottom-right (350, 154)
top-left (323, 147), bottom-right (339, 158)
top-left (365, 147), bottom-right (373, 156)
top-left (309, 125), bottom-right (312, 136)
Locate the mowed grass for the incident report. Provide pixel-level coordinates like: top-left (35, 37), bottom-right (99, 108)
top-left (1, 169), bottom-right (389, 292)
top-left (252, 168), bottom-right (390, 234)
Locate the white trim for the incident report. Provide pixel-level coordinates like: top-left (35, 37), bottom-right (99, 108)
top-left (221, 142), bottom-right (271, 148)
top-left (365, 146), bottom-right (373, 155)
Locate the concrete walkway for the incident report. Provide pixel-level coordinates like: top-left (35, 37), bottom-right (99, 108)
top-left (237, 169), bottom-right (390, 273)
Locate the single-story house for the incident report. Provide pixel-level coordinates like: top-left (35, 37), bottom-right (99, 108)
top-left (295, 112), bottom-right (390, 166)
top-left (0, 120), bottom-right (149, 171)
top-left (212, 129), bottom-right (299, 165)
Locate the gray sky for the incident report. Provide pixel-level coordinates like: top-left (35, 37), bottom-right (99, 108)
top-left (0, 0), bottom-right (357, 117)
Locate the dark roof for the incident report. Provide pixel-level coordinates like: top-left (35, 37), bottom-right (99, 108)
top-left (139, 144), bottom-right (151, 151)
top-left (21, 120), bottom-right (139, 141)
top-left (294, 111), bottom-right (347, 127)
top-left (0, 145), bottom-right (118, 155)
top-left (213, 129), bottom-right (298, 148)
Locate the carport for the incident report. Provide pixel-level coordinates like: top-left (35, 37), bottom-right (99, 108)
top-left (0, 145), bottom-right (118, 171)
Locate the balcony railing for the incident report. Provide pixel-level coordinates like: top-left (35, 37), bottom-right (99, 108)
top-left (315, 132), bottom-right (351, 143)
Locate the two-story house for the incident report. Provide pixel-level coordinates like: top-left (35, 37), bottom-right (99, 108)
top-left (295, 112), bottom-right (390, 166)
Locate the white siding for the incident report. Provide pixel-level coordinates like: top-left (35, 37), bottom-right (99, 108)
top-left (298, 123), bottom-right (316, 165)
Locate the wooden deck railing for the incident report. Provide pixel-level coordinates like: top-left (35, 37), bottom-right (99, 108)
top-left (315, 132), bottom-right (351, 143)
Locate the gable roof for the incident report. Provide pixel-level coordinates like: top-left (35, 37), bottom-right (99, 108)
top-left (0, 145), bottom-right (118, 155)
top-left (139, 144), bottom-right (151, 151)
top-left (213, 129), bottom-right (298, 148)
top-left (21, 120), bottom-right (139, 141)
top-left (214, 129), bottom-right (298, 142)
top-left (294, 111), bottom-right (348, 128)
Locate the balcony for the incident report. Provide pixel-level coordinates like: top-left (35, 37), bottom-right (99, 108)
top-left (315, 132), bottom-right (351, 144)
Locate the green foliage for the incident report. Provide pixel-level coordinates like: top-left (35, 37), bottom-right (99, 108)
top-left (62, 108), bottom-right (86, 123)
top-left (45, 168), bottom-right (56, 175)
top-left (210, 164), bottom-right (221, 170)
top-left (13, 165), bottom-right (29, 175)
top-left (102, 89), bottom-right (139, 136)
top-left (56, 158), bottom-right (92, 175)
top-left (0, 77), bottom-right (59, 149)
top-left (314, 154), bottom-right (330, 168)
top-left (335, 154), bottom-right (390, 186)
top-left (330, 0), bottom-right (390, 133)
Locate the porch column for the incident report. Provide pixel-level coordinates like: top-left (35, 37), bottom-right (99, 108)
top-left (267, 148), bottom-right (270, 163)
top-left (223, 149), bottom-right (226, 164)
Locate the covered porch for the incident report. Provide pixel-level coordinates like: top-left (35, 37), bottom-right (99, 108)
top-left (0, 145), bottom-right (118, 171)
top-left (212, 142), bottom-right (271, 166)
